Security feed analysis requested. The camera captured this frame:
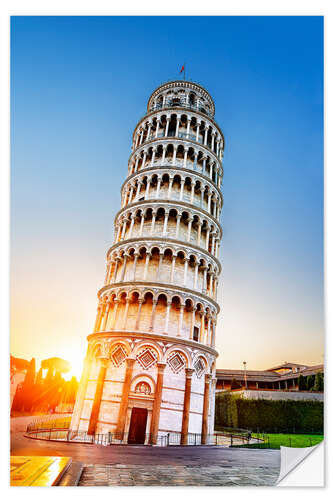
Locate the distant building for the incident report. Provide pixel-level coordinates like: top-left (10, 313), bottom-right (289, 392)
top-left (216, 362), bottom-right (324, 392)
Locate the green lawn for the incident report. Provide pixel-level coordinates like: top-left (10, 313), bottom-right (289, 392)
top-left (236, 433), bottom-right (323, 449)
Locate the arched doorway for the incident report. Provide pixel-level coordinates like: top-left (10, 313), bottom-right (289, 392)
top-left (128, 407), bottom-right (148, 444)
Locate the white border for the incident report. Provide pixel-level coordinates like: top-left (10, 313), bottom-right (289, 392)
top-left (1, 1), bottom-right (331, 497)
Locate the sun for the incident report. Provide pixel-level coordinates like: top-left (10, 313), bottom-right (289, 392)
top-left (60, 345), bottom-right (85, 381)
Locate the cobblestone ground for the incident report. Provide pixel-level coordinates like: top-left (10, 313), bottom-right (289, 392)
top-left (79, 463), bottom-right (279, 486)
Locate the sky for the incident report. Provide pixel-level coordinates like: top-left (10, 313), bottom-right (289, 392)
top-left (10, 16), bottom-right (324, 378)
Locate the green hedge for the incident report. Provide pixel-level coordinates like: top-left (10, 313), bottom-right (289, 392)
top-left (215, 392), bottom-right (323, 433)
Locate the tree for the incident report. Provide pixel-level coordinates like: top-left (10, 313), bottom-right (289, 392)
top-left (20, 358), bottom-right (36, 411)
top-left (298, 374), bottom-right (307, 391)
top-left (306, 374), bottom-right (315, 391)
top-left (313, 372), bottom-right (324, 392)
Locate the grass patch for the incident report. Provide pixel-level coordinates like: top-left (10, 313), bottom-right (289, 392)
top-left (234, 433), bottom-right (323, 449)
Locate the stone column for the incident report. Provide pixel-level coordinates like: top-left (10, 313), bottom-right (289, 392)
top-left (179, 179), bottom-right (185, 200)
top-left (165, 117), bottom-right (170, 137)
top-left (120, 254), bottom-right (128, 281)
top-left (132, 251), bottom-right (139, 280)
top-left (194, 262), bottom-right (199, 289)
top-left (211, 320), bottom-right (216, 348)
top-left (172, 146), bottom-right (177, 165)
top-left (201, 374), bottom-right (212, 444)
top-left (155, 120), bottom-right (160, 138)
top-left (178, 303), bottom-right (185, 337)
top-left (122, 297), bottom-right (130, 330)
top-left (176, 115), bottom-right (181, 137)
top-left (111, 299), bottom-right (119, 329)
top-left (193, 151), bottom-right (198, 170)
top-left (163, 210), bottom-right (169, 235)
top-left (187, 216), bottom-right (193, 242)
top-left (150, 210), bottom-right (157, 234)
top-left (167, 176), bottom-right (174, 198)
top-left (200, 187), bottom-right (204, 208)
top-left (96, 301), bottom-right (107, 332)
top-left (181, 368), bottom-right (194, 445)
top-left (139, 212), bottom-right (145, 236)
top-left (207, 192), bottom-right (212, 212)
top-left (161, 145), bottom-right (166, 163)
top-left (190, 307), bottom-right (196, 339)
top-left (164, 300), bottom-right (171, 333)
top-left (101, 300), bottom-right (110, 331)
top-left (149, 299), bottom-right (158, 331)
top-left (196, 123), bottom-right (200, 142)
top-left (143, 251), bottom-right (151, 280)
top-left (202, 266), bottom-right (208, 294)
top-left (128, 215), bottom-right (135, 238)
top-left (145, 177), bottom-right (151, 199)
top-left (115, 358), bottom-right (136, 438)
top-left (183, 147), bottom-right (188, 168)
top-left (183, 257), bottom-right (189, 286)
top-left (121, 219), bottom-right (127, 240)
top-left (204, 126), bottom-right (208, 146)
top-left (170, 254), bottom-right (177, 283)
top-left (175, 214), bottom-right (181, 238)
top-left (151, 146), bottom-right (156, 165)
top-left (87, 358), bottom-right (108, 435)
top-left (150, 362), bottom-right (166, 444)
top-left (156, 176), bottom-right (162, 198)
top-left (200, 312), bottom-right (205, 343)
top-left (156, 252), bottom-right (163, 281)
top-left (112, 257), bottom-right (120, 283)
top-left (197, 219), bottom-right (202, 247)
top-left (186, 117), bottom-right (191, 136)
top-left (93, 303), bottom-right (103, 332)
top-left (190, 182), bottom-right (195, 203)
top-left (205, 227), bottom-right (210, 251)
top-left (135, 299), bottom-right (143, 330)
top-left (134, 156), bottom-right (139, 173)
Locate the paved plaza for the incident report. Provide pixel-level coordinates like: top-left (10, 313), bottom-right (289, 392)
top-left (79, 462), bottom-right (279, 486)
top-left (11, 417), bottom-right (280, 486)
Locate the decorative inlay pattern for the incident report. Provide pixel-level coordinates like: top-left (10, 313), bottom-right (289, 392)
top-left (194, 358), bottom-right (205, 378)
top-left (110, 345), bottom-right (127, 367)
top-left (167, 352), bottom-right (186, 374)
top-left (136, 347), bottom-right (158, 370)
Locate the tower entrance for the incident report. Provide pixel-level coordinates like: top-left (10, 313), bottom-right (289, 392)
top-left (128, 407), bottom-right (148, 444)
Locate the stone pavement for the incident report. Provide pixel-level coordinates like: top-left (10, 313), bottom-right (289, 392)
top-left (79, 463), bottom-right (279, 486)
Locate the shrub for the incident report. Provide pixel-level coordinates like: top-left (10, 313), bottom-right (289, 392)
top-left (215, 392), bottom-right (323, 433)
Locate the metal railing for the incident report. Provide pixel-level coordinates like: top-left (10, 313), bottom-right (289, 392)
top-left (25, 418), bottom-right (258, 447)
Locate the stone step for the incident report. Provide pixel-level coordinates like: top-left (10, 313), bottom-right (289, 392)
top-left (57, 462), bottom-right (84, 486)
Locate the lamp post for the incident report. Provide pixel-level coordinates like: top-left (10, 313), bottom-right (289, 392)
top-left (243, 361), bottom-right (247, 390)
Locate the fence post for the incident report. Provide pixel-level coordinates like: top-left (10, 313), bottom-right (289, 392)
top-left (167, 433), bottom-right (170, 446)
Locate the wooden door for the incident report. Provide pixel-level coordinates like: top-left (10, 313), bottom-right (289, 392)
top-left (128, 407), bottom-right (148, 444)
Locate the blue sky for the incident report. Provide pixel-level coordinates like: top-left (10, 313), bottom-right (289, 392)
top-left (11, 16), bottom-right (323, 373)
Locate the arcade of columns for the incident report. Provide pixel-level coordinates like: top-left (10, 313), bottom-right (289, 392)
top-left (71, 80), bottom-right (224, 444)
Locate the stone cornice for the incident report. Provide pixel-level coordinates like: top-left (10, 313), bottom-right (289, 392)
top-left (106, 236), bottom-right (222, 273)
top-left (97, 281), bottom-right (220, 313)
top-left (121, 165), bottom-right (223, 200)
top-left (86, 330), bottom-right (219, 359)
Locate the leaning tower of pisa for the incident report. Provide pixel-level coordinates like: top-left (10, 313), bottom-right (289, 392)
top-left (70, 80), bottom-right (224, 445)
